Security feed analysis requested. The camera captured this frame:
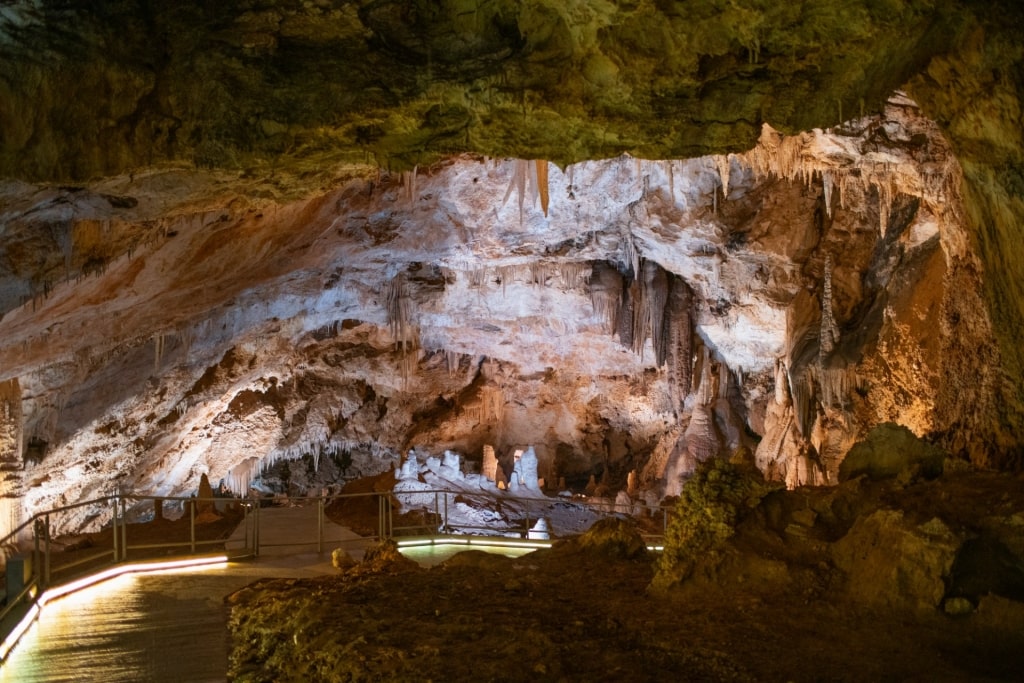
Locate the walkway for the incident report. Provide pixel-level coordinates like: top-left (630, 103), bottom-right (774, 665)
top-left (0, 505), bottom-right (372, 682)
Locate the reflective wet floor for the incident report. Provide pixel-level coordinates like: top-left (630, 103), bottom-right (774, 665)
top-left (0, 564), bottom-right (284, 683)
top-left (0, 499), bottom-right (540, 682)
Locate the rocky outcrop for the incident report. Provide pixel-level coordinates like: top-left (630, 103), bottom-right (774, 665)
top-left (0, 95), bottom-right (1006, 534)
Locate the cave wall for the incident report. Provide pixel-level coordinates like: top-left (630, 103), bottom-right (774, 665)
top-left (0, 1), bottom-right (1022, 532)
top-left (0, 0), bottom-right (967, 178)
top-left (0, 99), bottom-right (999, 532)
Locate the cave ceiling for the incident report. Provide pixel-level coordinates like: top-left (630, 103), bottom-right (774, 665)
top-left (0, 0), bottom-right (1023, 527)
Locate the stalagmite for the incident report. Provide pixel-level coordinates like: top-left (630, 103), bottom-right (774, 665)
top-left (685, 351), bottom-right (722, 463)
top-left (481, 444), bottom-right (498, 482)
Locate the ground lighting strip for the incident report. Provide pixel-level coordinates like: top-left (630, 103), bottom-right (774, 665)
top-left (0, 554), bottom-right (228, 663)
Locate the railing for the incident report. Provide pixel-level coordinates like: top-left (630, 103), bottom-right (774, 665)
top-left (0, 486), bottom-right (669, 662)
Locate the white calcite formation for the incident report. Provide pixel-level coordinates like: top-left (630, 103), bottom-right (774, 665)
top-left (0, 95), bottom-right (996, 535)
top-left (509, 447), bottom-right (542, 495)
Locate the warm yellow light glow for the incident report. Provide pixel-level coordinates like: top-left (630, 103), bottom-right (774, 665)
top-left (395, 538), bottom-right (446, 548)
top-left (466, 538), bottom-right (551, 549)
top-left (0, 602), bottom-right (39, 662)
top-left (396, 536), bottom-right (552, 550)
top-left (39, 555), bottom-right (228, 606)
top-left (0, 555), bottom-right (228, 663)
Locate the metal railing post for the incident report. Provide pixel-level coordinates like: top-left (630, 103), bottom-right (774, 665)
top-left (189, 498), bottom-right (196, 554)
top-left (254, 500), bottom-right (260, 558)
top-left (434, 492), bottom-right (439, 531)
top-left (33, 518), bottom-right (41, 590)
top-left (443, 493), bottom-right (448, 533)
top-left (120, 497), bottom-right (128, 561)
top-left (377, 493), bottom-right (384, 540)
top-left (43, 514), bottom-right (51, 589)
top-left (317, 497), bottom-right (324, 554)
top-left (112, 497), bottom-right (119, 562)
top-left (242, 500), bottom-right (249, 554)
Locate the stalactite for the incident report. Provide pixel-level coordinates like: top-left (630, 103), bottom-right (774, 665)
top-left (530, 261), bottom-right (552, 286)
top-left (790, 370), bottom-right (815, 439)
top-left (590, 262), bottom-right (623, 335)
top-left (502, 159), bottom-right (528, 223)
top-left (385, 273), bottom-right (418, 388)
top-left (445, 349), bottom-right (462, 376)
top-left (621, 229), bottom-right (640, 278)
top-left (153, 333), bottom-right (165, 372)
top-left (664, 275), bottom-right (693, 414)
top-left (468, 268), bottom-right (488, 288)
top-left (819, 256), bottom-right (840, 360)
top-left (630, 273), bottom-right (648, 359)
top-left (179, 325), bottom-right (194, 361)
top-left (385, 273), bottom-right (415, 353)
top-left (714, 154), bottom-right (731, 199)
top-left (558, 262), bottom-right (590, 289)
top-left (815, 365), bottom-right (861, 409)
top-left (822, 170), bottom-right (834, 218)
top-left (728, 120), bottom-right (942, 231)
top-left (645, 262), bottom-right (670, 365)
top-left (401, 165), bottom-right (418, 204)
top-left (876, 177), bottom-right (894, 236)
top-left (685, 406), bottom-right (720, 463)
top-left (617, 278), bottom-right (637, 350)
top-left (536, 160), bottom-right (549, 216)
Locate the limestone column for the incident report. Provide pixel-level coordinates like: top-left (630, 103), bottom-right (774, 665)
top-left (0, 378), bottom-right (24, 546)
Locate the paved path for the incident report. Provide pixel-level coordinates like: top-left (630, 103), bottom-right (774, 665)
top-left (1, 505), bottom-right (373, 682)
top-left (226, 502), bottom-right (372, 569)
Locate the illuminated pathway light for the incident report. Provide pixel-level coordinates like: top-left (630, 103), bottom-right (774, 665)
top-left (0, 554), bottom-right (228, 663)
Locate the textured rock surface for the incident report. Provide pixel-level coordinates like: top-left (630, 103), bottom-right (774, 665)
top-left (0, 1), bottom-right (1023, 535)
top-left (0, 96), bottom-right (1003, 535)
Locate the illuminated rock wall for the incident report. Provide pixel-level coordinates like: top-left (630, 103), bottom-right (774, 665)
top-left (0, 97), bottom-right (999, 531)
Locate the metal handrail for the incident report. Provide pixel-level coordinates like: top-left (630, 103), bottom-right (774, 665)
top-left (0, 484), bottom-right (667, 664)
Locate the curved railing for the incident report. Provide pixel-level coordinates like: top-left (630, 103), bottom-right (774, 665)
top-left (0, 487), bottom-right (668, 663)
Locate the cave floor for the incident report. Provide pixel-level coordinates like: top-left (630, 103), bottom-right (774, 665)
top-left (225, 540), bottom-right (1022, 682)
top-left (228, 469), bottom-right (1024, 682)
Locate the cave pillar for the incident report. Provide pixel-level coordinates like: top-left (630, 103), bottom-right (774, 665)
top-left (0, 378), bottom-right (24, 545)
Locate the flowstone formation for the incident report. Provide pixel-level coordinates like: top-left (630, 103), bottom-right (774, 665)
top-left (0, 94), bottom-right (1000, 536)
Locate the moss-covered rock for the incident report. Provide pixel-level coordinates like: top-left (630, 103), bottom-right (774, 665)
top-left (566, 516), bottom-right (649, 560)
top-left (838, 423), bottom-right (947, 482)
top-left (0, 0), bottom-right (989, 180)
top-left (832, 510), bottom-right (962, 610)
top-left (652, 458), bottom-right (779, 590)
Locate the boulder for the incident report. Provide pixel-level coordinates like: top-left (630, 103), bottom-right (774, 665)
top-left (838, 423), bottom-right (946, 482)
top-left (832, 510), bottom-right (961, 610)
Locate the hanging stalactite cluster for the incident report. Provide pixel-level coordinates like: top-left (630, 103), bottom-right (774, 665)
top-left (589, 258), bottom-right (695, 417)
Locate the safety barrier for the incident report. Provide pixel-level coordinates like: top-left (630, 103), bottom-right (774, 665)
top-left (0, 487), bottom-right (668, 663)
